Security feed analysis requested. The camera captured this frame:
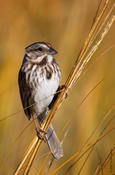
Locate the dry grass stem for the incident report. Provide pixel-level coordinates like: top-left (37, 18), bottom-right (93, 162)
top-left (15, 136), bottom-right (38, 175)
top-left (77, 148), bottom-right (95, 175)
top-left (73, 13), bottom-right (115, 86)
top-left (87, 3), bottom-right (115, 54)
top-left (94, 147), bottom-right (115, 175)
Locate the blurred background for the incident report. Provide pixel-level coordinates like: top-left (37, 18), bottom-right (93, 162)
top-left (0, 0), bottom-right (115, 174)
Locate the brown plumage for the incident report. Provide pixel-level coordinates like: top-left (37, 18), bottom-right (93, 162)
top-left (18, 42), bottom-right (63, 159)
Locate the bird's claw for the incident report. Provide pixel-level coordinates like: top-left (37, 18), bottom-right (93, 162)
top-left (35, 128), bottom-right (47, 142)
top-left (61, 84), bottom-right (68, 98)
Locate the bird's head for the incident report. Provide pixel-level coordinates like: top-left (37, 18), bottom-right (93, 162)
top-left (25, 42), bottom-right (57, 62)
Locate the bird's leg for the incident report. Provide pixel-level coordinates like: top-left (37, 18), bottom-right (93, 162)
top-left (60, 85), bottom-right (68, 98)
top-left (33, 116), bottom-right (47, 141)
top-left (48, 85), bottom-right (68, 110)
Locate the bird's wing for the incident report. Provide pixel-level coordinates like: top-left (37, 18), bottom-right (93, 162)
top-left (18, 70), bottom-right (32, 120)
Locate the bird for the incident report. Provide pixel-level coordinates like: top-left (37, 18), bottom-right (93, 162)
top-left (18, 42), bottom-right (64, 159)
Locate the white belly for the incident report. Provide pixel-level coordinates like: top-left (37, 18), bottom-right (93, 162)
top-left (34, 73), bottom-right (60, 114)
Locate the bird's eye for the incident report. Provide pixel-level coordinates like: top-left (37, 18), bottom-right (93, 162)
top-left (38, 47), bottom-right (43, 51)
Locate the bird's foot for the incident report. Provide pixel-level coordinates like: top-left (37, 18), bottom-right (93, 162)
top-left (60, 84), bottom-right (68, 98)
top-left (35, 127), bottom-right (47, 142)
top-left (48, 84), bottom-right (68, 110)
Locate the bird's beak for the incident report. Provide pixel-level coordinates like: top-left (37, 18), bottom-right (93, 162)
top-left (49, 47), bottom-right (58, 55)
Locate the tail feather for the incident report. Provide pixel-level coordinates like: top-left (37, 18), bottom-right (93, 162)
top-left (38, 110), bottom-right (63, 159)
top-left (46, 124), bottom-right (63, 159)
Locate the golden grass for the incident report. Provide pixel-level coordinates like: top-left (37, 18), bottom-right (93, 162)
top-left (0, 0), bottom-right (115, 175)
top-left (13, 0), bottom-right (115, 174)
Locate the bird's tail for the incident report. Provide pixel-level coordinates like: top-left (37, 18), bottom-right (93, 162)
top-left (38, 110), bottom-right (63, 159)
top-left (46, 124), bottom-right (63, 159)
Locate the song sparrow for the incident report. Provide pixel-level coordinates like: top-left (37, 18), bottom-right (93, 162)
top-left (18, 42), bottom-right (63, 159)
